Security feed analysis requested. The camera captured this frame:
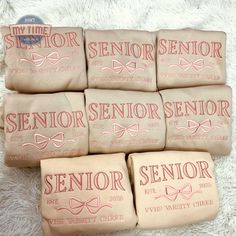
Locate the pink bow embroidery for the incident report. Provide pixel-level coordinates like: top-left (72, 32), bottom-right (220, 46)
top-left (102, 59), bottom-right (144, 74)
top-left (155, 183), bottom-right (202, 201)
top-left (176, 119), bottom-right (221, 134)
top-left (187, 119), bottom-right (212, 133)
top-left (20, 52), bottom-right (69, 66)
top-left (22, 132), bottom-right (75, 150)
top-left (57, 196), bottom-right (111, 215)
top-left (113, 123), bottom-right (139, 138)
top-left (170, 58), bottom-right (213, 71)
top-left (103, 123), bottom-right (148, 138)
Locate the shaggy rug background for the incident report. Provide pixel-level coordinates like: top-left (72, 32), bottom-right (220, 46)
top-left (0, 0), bottom-right (236, 235)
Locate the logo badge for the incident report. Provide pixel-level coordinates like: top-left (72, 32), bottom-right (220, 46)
top-left (9, 15), bottom-right (51, 45)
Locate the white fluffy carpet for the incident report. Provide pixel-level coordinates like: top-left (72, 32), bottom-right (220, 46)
top-left (0, 0), bottom-right (236, 235)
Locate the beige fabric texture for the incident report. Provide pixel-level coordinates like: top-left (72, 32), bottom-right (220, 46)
top-left (128, 151), bottom-right (219, 229)
top-left (4, 92), bottom-right (88, 167)
top-left (160, 85), bottom-right (232, 155)
top-left (1, 27), bottom-right (87, 93)
top-left (85, 89), bottom-right (166, 154)
top-left (0, 105), bottom-right (3, 129)
top-left (157, 29), bottom-right (226, 89)
top-left (85, 29), bottom-right (157, 91)
top-left (41, 153), bottom-right (137, 236)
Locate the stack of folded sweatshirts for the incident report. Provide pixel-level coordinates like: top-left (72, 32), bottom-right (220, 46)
top-left (0, 27), bottom-right (232, 236)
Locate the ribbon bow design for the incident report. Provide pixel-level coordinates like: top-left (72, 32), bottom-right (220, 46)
top-left (57, 196), bottom-right (112, 215)
top-left (155, 183), bottom-right (202, 201)
top-left (22, 132), bottom-right (75, 150)
top-left (176, 119), bottom-right (222, 134)
top-left (20, 52), bottom-right (69, 67)
top-left (103, 123), bottom-right (149, 138)
top-left (170, 58), bottom-right (213, 71)
top-left (186, 119), bottom-right (212, 133)
top-left (113, 123), bottom-right (139, 138)
top-left (102, 59), bottom-right (144, 74)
